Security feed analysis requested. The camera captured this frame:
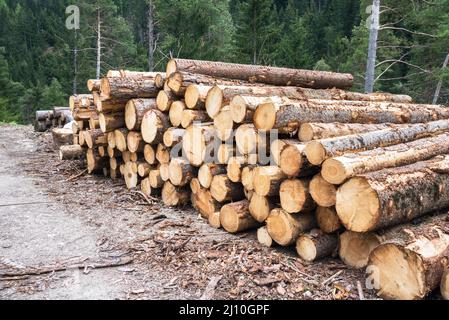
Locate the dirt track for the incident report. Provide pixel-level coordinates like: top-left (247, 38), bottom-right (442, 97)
top-left (0, 124), bottom-right (373, 300)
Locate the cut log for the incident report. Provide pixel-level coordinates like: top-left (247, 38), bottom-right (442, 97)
top-left (266, 209), bottom-right (317, 246)
top-left (198, 164), bottom-right (227, 189)
top-left (316, 206), bottom-right (342, 234)
top-left (254, 100), bottom-right (449, 134)
top-left (98, 146), bottom-right (106, 158)
top-left (185, 84), bottom-right (211, 109)
top-left (87, 79), bottom-right (101, 92)
top-left (279, 179), bottom-right (316, 214)
top-left (253, 166), bottom-right (287, 197)
top-left (144, 144), bottom-right (156, 164)
top-left (190, 178), bottom-right (202, 195)
top-left (149, 169), bottom-right (164, 189)
top-left (94, 96), bottom-right (128, 114)
top-left (107, 146), bottom-right (119, 159)
top-left (217, 144), bottom-right (235, 164)
top-left (220, 200), bottom-right (260, 233)
top-left (169, 158), bottom-right (197, 187)
top-left (367, 214), bottom-right (449, 300)
top-left (109, 157), bottom-right (123, 171)
top-left (86, 149), bottom-right (108, 174)
top-left (230, 95), bottom-right (292, 124)
top-left (244, 189), bottom-right (254, 201)
top-left (210, 174), bottom-right (245, 203)
top-left (156, 90), bottom-right (177, 112)
top-left (141, 177), bottom-right (152, 197)
top-left (168, 100), bottom-right (186, 127)
top-left (241, 165), bottom-right (257, 191)
top-left (124, 162), bottom-right (139, 189)
top-left (195, 189), bottom-right (224, 219)
top-left (166, 58), bottom-right (354, 89)
top-left (337, 155), bottom-right (449, 232)
top-left (257, 226), bottom-right (274, 247)
top-left (107, 132), bottom-right (116, 149)
top-left (141, 109), bottom-right (170, 144)
top-left (181, 110), bottom-right (209, 129)
top-left (100, 77), bottom-right (158, 100)
top-left (296, 229), bottom-right (338, 262)
top-left (89, 116), bottom-right (100, 130)
top-left (137, 162), bottom-right (152, 178)
top-left (99, 113), bottom-right (125, 133)
top-left (340, 231), bottom-right (382, 269)
top-left (126, 131), bottom-right (144, 153)
top-left (441, 269), bottom-right (449, 300)
top-left (270, 139), bottom-right (298, 166)
top-left (78, 130), bottom-right (86, 146)
top-left (208, 211), bottom-right (222, 229)
top-left (299, 122), bottom-right (406, 142)
top-left (213, 106), bottom-right (235, 141)
top-left (305, 120), bottom-right (449, 166)
top-left (156, 144), bottom-right (171, 164)
top-left (227, 156), bottom-right (257, 183)
top-left (235, 124), bottom-right (266, 155)
top-left (163, 128), bottom-right (185, 148)
top-left (122, 151), bottom-right (131, 163)
top-left (114, 128), bottom-right (129, 152)
top-left (154, 73), bottom-right (166, 89)
top-left (84, 129), bottom-right (107, 149)
top-left (118, 70), bottom-right (159, 79)
top-left (182, 124), bottom-right (216, 167)
top-left (159, 163), bottom-right (170, 182)
top-left (59, 145), bottom-right (84, 160)
top-left (279, 143), bottom-right (318, 177)
top-left (125, 98), bottom-right (157, 131)
top-left (162, 181), bottom-right (191, 206)
top-left (52, 128), bottom-right (74, 149)
top-left (249, 194), bottom-right (278, 223)
top-left (309, 174), bottom-right (337, 207)
top-left (322, 133), bottom-right (449, 185)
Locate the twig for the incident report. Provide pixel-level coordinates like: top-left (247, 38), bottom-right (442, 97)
top-left (321, 270), bottom-right (344, 286)
top-left (357, 281), bottom-right (365, 300)
top-left (0, 201), bottom-right (50, 208)
top-left (66, 169), bottom-right (87, 182)
top-left (130, 190), bottom-right (156, 206)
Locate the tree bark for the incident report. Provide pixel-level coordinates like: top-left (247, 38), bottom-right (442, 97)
top-left (210, 174), bottom-right (245, 203)
top-left (100, 77), bottom-right (158, 100)
top-left (125, 98), bottom-right (157, 131)
top-left (296, 229), bottom-right (338, 262)
top-left (52, 128), bottom-right (74, 149)
top-left (59, 145), bottom-right (84, 160)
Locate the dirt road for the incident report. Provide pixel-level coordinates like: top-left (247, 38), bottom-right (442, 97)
top-left (0, 124), bottom-right (371, 300)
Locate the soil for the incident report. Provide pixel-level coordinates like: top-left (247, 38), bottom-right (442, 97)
top-left (0, 124), bottom-right (375, 300)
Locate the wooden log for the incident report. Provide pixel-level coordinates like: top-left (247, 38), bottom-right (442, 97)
top-left (339, 231), bottom-right (382, 269)
top-left (257, 226), bottom-right (274, 247)
top-left (168, 100), bottom-right (186, 127)
top-left (217, 144), bottom-right (235, 164)
top-left (190, 178), bottom-right (202, 195)
top-left (69, 94), bottom-right (92, 111)
top-left (220, 200), bottom-right (260, 233)
top-left (78, 130), bottom-right (86, 146)
top-left (149, 169), bottom-right (164, 189)
top-left (254, 100), bottom-right (449, 133)
top-left (266, 209), bottom-right (317, 246)
top-left (182, 124), bottom-right (216, 167)
top-left (241, 165), bottom-right (257, 191)
top-left (214, 106), bottom-right (234, 141)
top-left (162, 181), bottom-right (191, 206)
top-left (227, 156), bottom-right (257, 183)
top-left (36, 110), bottom-right (53, 121)
top-left (84, 129), bottom-right (107, 149)
top-left (169, 158), bottom-right (197, 187)
top-left (121, 151), bottom-right (131, 163)
top-left (144, 144), bottom-right (156, 165)
top-left (137, 162), bottom-right (152, 178)
top-left (279, 142), bottom-right (318, 177)
top-left (316, 206), bottom-right (342, 234)
top-left (154, 73), bottom-right (166, 89)
top-left (100, 77), bottom-right (158, 100)
top-left (249, 194), bottom-right (278, 223)
top-left (210, 174), bottom-right (245, 202)
top-left (89, 115), bottom-right (100, 130)
top-left (441, 269), bottom-right (449, 300)
top-left (159, 163), bottom-right (170, 182)
top-left (305, 120), bottom-right (449, 166)
top-left (114, 128), bottom-right (129, 152)
top-left (181, 110), bottom-right (209, 129)
top-left (156, 144), bottom-right (171, 164)
top-left (98, 146), bottom-right (106, 158)
top-left (309, 174), bottom-right (337, 208)
top-left (185, 84), bottom-right (211, 109)
top-left (141, 109), bottom-right (170, 144)
top-left (244, 189), bottom-right (254, 201)
top-left (125, 99), bottom-right (157, 131)
top-left (87, 79), bottom-right (101, 92)
top-left (299, 122), bottom-right (406, 142)
top-left (124, 161), bottom-right (139, 189)
top-left (322, 133), bottom-right (449, 185)
top-left (198, 164), bottom-right (227, 189)
top-left (208, 211), bottom-right (222, 229)
top-left (118, 70), bottom-right (159, 79)
top-left (336, 155), bottom-right (449, 232)
top-left (59, 145), bottom-right (84, 160)
top-left (156, 90), bottom-right (177, 112)
top-left (166, 58), bottom-right (354, 89)
top-left (109, 157), bottom-right (123, 171)
top-left (141, 177), bottom-right (152, 197)
top-left (126, 131), bottom-right (144, 153)
top-left (107, 131), bottom-right (116, 149)
top-left (93, 92), bottom-right (128, 113)
top-left (270, 139), bottom-right (297, 166)
top-left (86, 149), bottom-right (108, 174)
top-left (195, 189), bottom-right (224, 219)
top-left (230, 95), bottom-right (292, 124)
top-left (163, 128), bottom-right (185, 148)
top-left (52, 128), bottom-right (74, 149)
top-left (253, 166), bottom-right (287, 197)
top-left (367, 214), bottom-right (449, 300)
top-left (99, 113), bottom-right (125, 133)
top-left (235, 124), bottom-right (266, 155)
top-left (279, 179), bottom-right (316, 214)
top-left (296, 229), bottom-right (338, 262)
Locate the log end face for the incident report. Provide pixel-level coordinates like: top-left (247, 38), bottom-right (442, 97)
top-left (267, 209), bottom-right (292, 246)
top-left (156, 91), bottom-right (170, 112)
top-left (206, 86), bottom-right (223, 118)
top-left (141, 111), bottom-right (158, 144)
top-left (298, 123), bottom-right (314, 142)
top-left (304, 141), bottom-right (326, 166)
top-left (230, 95), bottom-right (247, 124)
top-left (185, 85), bottom-right (200, 109)
top-left (125, 100), bottom-right (137, 130)
top-left (257, 227), bottom-right (273, 247)
top-left (254, 102), bottom-right (276, 131)
top-left (220, 205), bottom-right (239, 233)
top-left (100, 78), bottom-right (111, 99)
top-left (296, 236), bottom-right (317, 262)
top-left (339, 231), bottom-right (381, 269)
top-left (336, 177), bottom-right (380, 232)
top-left (368, 244), bottom-right (426, 300)
top-left (310, 174), bottom-right (337, 208)
top-left (166, 59), bottom-right (177, 77)
top-left (322, 158), bottom-right (348, 185)
top-left (280, 179), bottom-right (307, 214)
top-left (99, 113), bottom-right (107, 133)
top-left (249, 195), bottom-right (271, 223)
top-left (280, 145), bottom-right (303, 177)
top-left (198, 165), bottom-right (212, 189)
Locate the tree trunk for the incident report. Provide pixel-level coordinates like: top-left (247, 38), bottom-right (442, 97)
top-left (433, 53), bottom-right (449, 104)
top-left (198, 164), bottom-right (227, 189)
top-left (266, 209), bottom-right (317, 246)
top-left (86, 148), bottom-right (108, 174)
top-left (305, 120), bottom-right (449, 166)
top-left (182, 124), bottom-right (216, 167)
top-left (166, 58), bottom-right (354, 89)
top-left (367, 213), bottom-right (449, 300)
top-left (217, 144), bottom-right (235, 165)
top-left (59, 145), bottom-right (84, 160)
top-left (99, 113), bottom-right (125, 133)
top-left (253, 166), bottom-right (287, 197)
top-left (127, 131), bottom-right (145, 153)
top-left (141, 109), bottom-right (170, 144)
top-left (125, 98), bottom-right (157, 131)
top-left (296, 229), bottom-right (338, 262)
top-left (156, 90), bottom-right (177, 112)
top-left (279, 179), bottom-right (316, 214)
top-left (147, 0), bottom-right (155, 72)
top-left (100, 77), bottom-right (158, 100)
top-left (316, 206), bottom-right (342, 234)
top-left (96, 8), bottom-right (101, 79)
top-left (309, 174), bottom-right (337, 207)
top-left (322, 133), bottom-right (449, 185)
top-left (162, 181), bottom-right (191, 206)
top-left (336, 155), bottom-right (449, 232)
top-left (279, 143), bottom-right (318, 177)
top-left (137, 162), bottom-right (152, 178)
top-left (364, 0), bottom-right (380, 93)
top-left (154, 73), bottom-right (166, 89)
top-left (227, 156), bottom-right (257, 183)
top-left (124, 161), bottom-right (139, 190)
top-left (210, 174), bottom-right (245, 203)
top-left (163, 128), bottom-right (185, 148)
top-left (249, 194), bottom-right (278, 223)
top-left (220, 200), bottom-right (260, 233)
top-left (169, 158), bottom-right (198, 187)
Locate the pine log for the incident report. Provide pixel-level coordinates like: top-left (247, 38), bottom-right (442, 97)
top-left (441, 269), bottom-right (449, 300)
top-left (166, 58), bottom-right (354, 89)
top-left (235, 124), bottom-right (267, 155)
top-left (336, 155), bottom-right (449, 232)
top-left (253, 166), bottom-right (287, 197)
top-left (214, 106), bottom-right (234, 141)
top-left (266, 209), bottom-right (317, 246)
top-left (86, 149), bottom-right (108, 174)
top-left (89, 116), bottom-right (100, 130)
top-left (141, 109), bottom-right (170, 144)
top-left (109, 157), bottom-right (123, 171)
top-left (156, 90), bottom-right (176, 112)
top-left (98, 146), bottom-right (106, 158)
top-left (210, 174), bottom-right (245, 203)
top-left (182, 124), bottom-right (216, 167)
top-left (195, 189), bottom-right (224, 219)
top-left (94, 93), bottom-right (128, 113)
top-left (169, 158), bottom-right (197, 187)
top-left (107, 146), bottom-right (119, 160)
top-left (314, 207), bottom-right (341, 235)
top-left (163, 128), bottom-right (185, 148)
top-left (140, 177), bottom-right (153, 197)
top-left (59, 145), bottom-right (84, 160)
top-left (217, 144), bottom-right (235, 164)
top-left (279, 142), bottom-right (318, 177)
top-left (181, 110), bottom-right (209, 129)
top-left (244, 189), bottom-right (254, 201)
top-left (52, 128), bottom-right (74, 149)
top-left (249, 194), bottom-right (278, 223)
top-left (122, 151), bottom-right (131, 163)
top-left (185, 84), bottom-right (211, 109)
top-left (84, 129), bottom-right (106, 149)
top-left (339, 231), bottom-right (382, 269)
top-left (270, 139), bottom-right (297, 166)
top-left (78, 130), bottom-right (86, 146)
top-left (100, 77), bottom-right (158, 100)
top-left (154, 73), bottom-right (166, 89)
top-left (254, 100), bottom-right (449, 134)
top-left (118, 70), bottom-right (159, 79)
top-left (107, 132), bottom-right (116, 149)
top-left (279, 179), bottom-right (316, 214)
top-left (322, 133), bottom-right (449, 185)
top-left (87, 79), bottom-right (101, 92)
top-left (168, 100), bottom-right (186, 127)
top-left (162, 181), bottom-right (191, 206)
top-left (149, 169), bottom-right (164, 189)
top-left (144, 144), bottom-right (156, 165)
top-left (208, 211), bottom-right (222, 229)
top-left (125, 99), bottom-right (157, 131)
top-left (99, 113), bottom-right (125, 133)
top-left (124, 162), bottom-right (139, 189)
top-left (230, 95), bottom-right (292, 124)
top-left (257, 226), bottom-right (274, 247)
top-left (220, 200), bottom-right (260, 233)
top-left (241, 165), bottom-right (257, 191)
top-left (309, 174), bottom-right (337, 208)
top-left (296, 229), bottom-right (338, 262)
top-left (137, 162), bottom-right (152, 178)
top-left (156, 144), bottom-right (171, 164)
top-left (305, 120), bottom-right (449, 166)
top-left (126, 131), bottom-right (144, 153)
top-left (198, 164), bottom-right (227, 189)
top-left (114, 128), bottom-right (129, 152)
top-left (227, 156), bottom-right (257, 183)
top-left (367, 214), bottom-right (449, 300)
top-left (69, 94), bottom-right (92, 111)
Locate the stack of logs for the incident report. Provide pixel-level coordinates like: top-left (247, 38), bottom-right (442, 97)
top-left (61, 59), bottom-right (449, 300)
top-left (35, 107), bottom-right (72, 132)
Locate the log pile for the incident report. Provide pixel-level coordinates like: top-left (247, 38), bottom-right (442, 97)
top-left (34, 107), bottom-right (72, 132)
top-left (59, 59), bottom-right (449, 300)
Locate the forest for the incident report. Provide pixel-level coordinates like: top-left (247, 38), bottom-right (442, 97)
top-left (0, 0), bottom-right (448, 123)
